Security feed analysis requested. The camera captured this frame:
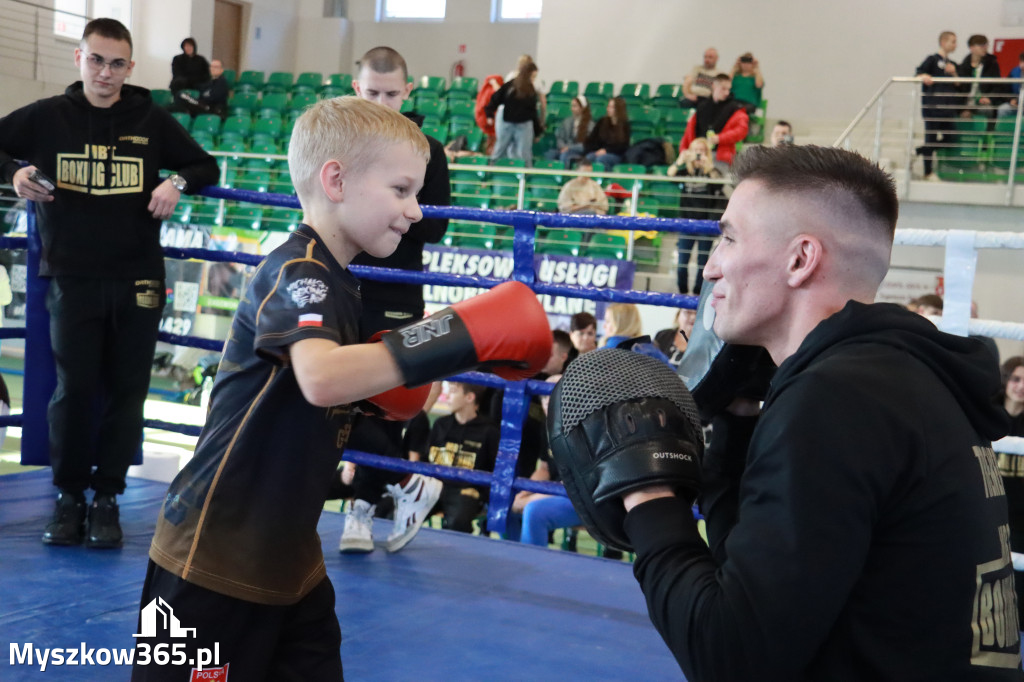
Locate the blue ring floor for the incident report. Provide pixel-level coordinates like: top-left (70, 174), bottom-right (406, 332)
top-left (0, 470), bottom-right (684, 681)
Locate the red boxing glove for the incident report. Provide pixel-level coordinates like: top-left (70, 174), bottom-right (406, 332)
top-left (362, 331), bottom-right (431, 420)
top-left (381, 281), bottom-right (553, 387)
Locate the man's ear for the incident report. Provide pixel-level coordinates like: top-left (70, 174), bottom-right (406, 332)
top-left (352, 80), bottom-right (362, 97)
top-left (402, 80), bottom-right (414, 100)
top-left (786, 235), bottom-right (822, 288)
top-left (320, 160), bottom-right (345, 203)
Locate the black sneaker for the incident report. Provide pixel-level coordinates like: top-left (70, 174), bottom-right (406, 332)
top-left (86, 493), bottom-right (123, 549)
top-left (41, 492), bottom-right (87, 545)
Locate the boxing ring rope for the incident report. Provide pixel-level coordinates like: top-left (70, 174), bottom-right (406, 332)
top-left (9, 187), bottom-right (1024, 533)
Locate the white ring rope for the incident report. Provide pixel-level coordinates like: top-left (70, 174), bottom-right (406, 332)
top-left (894, 229), bottom-right (1024, 249)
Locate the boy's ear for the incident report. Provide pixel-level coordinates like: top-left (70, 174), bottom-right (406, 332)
top-left (320, 160), bottom-right (345, 203)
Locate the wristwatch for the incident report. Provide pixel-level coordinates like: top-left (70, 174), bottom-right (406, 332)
top-left (169, 174), bottom-right (188, 192)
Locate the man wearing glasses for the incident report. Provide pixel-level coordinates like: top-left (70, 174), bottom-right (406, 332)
top-left (0, 18), bottom-right (219, 550)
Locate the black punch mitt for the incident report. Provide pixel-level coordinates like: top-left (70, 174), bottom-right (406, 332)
top-left (546, 348), bottom-right (705, 552)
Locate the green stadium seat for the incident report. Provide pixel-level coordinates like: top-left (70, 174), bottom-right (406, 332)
top-left (619, 83), bottom-right (651, 102)
top-left (228, 92), bottom-right (259, 116)
top-left (537, 228), bottom-right (583, 256)
top-left (191, 113), bottom-right (221, 137)
top-left (415, 75), bottom-right (446, 94)
top-left (320, 87), bottom-right (347, 100)
top-left (447, 99), bottom-right (475, 120)
top-left (223, 205), bottom-right (263, 230)
top-left (190, 131), bottom-right (216, 151)
top-left (490, 159), bottom-right (526, 206)
top-left (237, 70), bottom-right (266, 91)
top-left (416, 98), bottom-right (447, 119)
top-left (258, 92), bottom-right (290, 117)
top-left (235, 170), bottom-right (272, 193)
top-left (447, 118), bottom-right (475, 141)
top-left (190, 200), bottom-right (221, 226)
top-left (447, 76), bottom-right (479, 99)
top-left (584, 82), bottom-right (615, 98)
top-left (528, 197), bottom-right (560, 212)
top-left (421, 124), bottom-right (446, 140)
top-left (652, 83), bottom-right (682, 105)
top-left (294, 72), bottom-right (323, 93)
top-left (324, 73), bottom-right (353, 92)
top-left (222, 69), bottom-right (236, 87)
top-left (265, 72), bottom-right (294, 93)
top-left (263, 207), bottom-right (302, 232)
top-left (464, 127), bottom-right (484, 152)
top-left (171, 111), bottom-right (192, 131)
top-left (636, 196), bottom-right (661, 216)
top-left (252, 116), bottom-right (283, 140)
top-left (222, 115), bottom-right (252, 137)
top-left (547, 80), bottom-right (579, 105)
top-left (289, 93), bottom-right (318, 114)
top-left (584, 233), bottom-right (628, 260)
top-left (151, 89), bottom-right (174, 108)
top-left (453, 186), bottom-right (490, 209)
top-left (454, 223), bottom-right (498, 250)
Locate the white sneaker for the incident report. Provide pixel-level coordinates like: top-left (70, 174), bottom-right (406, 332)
top-left (339, 500), bottom-right (375, 553)
top-left (385, 475), bottom-right (442, 553)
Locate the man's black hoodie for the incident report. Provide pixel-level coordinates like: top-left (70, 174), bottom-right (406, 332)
top-left (625, 301), bottom-right (1021, 681)
top-left (0, 82), bottom-right (219, 278)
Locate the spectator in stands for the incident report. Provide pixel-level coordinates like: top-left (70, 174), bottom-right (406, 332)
top-left (996, 356), bottom-right (1024, 626)
top-left (730, 52), bottom-right (764, 114)
top-left (177, 57), bottom-right (229, 117)
top-left (655, 307), bottom-right (697, 368)
top-left (915, 31), bottom-right (960, 181)
top-left (911, 293), bottom-right (944, 317)
top-left (601, 302), bottom-right (643, 348)
top-left (569, 311), bottom-right (598, 354)
top-left (679, 74), bottom-right (749, 172)
top-left (667, 137), bottom-right (724, 293)
top-left (769, 120), bottom-right (794, 147)
top-left (582, 97), bottom-right (631, 169)
top-left (486, 62), bottom-right (543, 167)
top-left (998, 52), bottom-right (1024, 118)
top-left (426, 382), bottom-right (500, 533)
top-left (957, 34), bottom-right (1006, 121)
top-left (543, 329), bottom-right (577, 376)
top-left (549, 96), bottom-right (594, 165)
top-left (169, 37), bottom-right (210, 95)
top-left (507, 54), bottom-right (547, 121)
top-left (339, 45), bottom-right (449, 554)
top-left (557, 159), bottom-right (609, 215)
top-left (682, 47), bottom-right (720, 109)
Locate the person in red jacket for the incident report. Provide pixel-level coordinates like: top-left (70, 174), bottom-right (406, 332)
top-left (679, 74), bottom-right (749, 170)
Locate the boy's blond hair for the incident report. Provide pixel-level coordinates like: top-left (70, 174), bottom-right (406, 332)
top-left (288, 96), bottom-right (429, 206)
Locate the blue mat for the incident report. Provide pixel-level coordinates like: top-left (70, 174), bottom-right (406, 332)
top-left (0, 470), bottom-right (683, 680)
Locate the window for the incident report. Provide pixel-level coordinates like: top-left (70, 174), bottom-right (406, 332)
top-left (492, 0), bottom-right (542, 22)
top-left (53, 0), bottom-right (133, 40)
top-left (377, 0), bottom-right (446, 21)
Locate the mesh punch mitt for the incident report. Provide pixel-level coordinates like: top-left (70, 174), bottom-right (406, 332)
top-left (546, 348), bottom-right (705, 552)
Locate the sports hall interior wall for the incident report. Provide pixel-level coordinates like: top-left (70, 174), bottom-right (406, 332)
top-left (1, 0), bottom-right (1023, 360)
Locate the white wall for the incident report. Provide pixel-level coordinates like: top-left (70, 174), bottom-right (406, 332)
top-left (537, 0), bottom-right (1024, 126)
top-left (130, 0), bottom-right (193, 90)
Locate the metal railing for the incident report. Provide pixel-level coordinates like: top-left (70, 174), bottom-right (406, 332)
top-left (834, 76), bottom-right (1024, 203)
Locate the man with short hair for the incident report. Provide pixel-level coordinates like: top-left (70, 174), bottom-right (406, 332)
top-left (681, 47), bottom-right (720, 109)
top-left (679, 74), bottom-right (749, 169)
top-left (768, 120), bottom-right (793, 147)
top-left (580, 145), bottom-right (1021, 679)
top-left (338, 45), bottom-right (450, 554)
top-left (0, 18), bottom-right (219, 549)
top-left (557, 159), bottom-right (609, 215)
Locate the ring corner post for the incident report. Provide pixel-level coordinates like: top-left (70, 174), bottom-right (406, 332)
top-left (22, 200), bottom-right (55, 466)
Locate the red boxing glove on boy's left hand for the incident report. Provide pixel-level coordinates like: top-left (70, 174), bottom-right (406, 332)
top-left (361, 331), bottom-right (431, 420)
top-left (380, 281), bottom-right (553, 387)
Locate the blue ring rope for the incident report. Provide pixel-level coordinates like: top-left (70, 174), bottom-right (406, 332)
top-left (16, 190), bottom-right (718, 533)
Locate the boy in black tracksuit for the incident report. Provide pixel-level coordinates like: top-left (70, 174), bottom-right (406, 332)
top-left (0, 18), bottom-right (219, 549)
top-left (915, 31), bottom-right (961, 177)
top-left (612, 146), bottom-right (1022, 680)
top-left (428, 382), bottom-right (499, 533)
